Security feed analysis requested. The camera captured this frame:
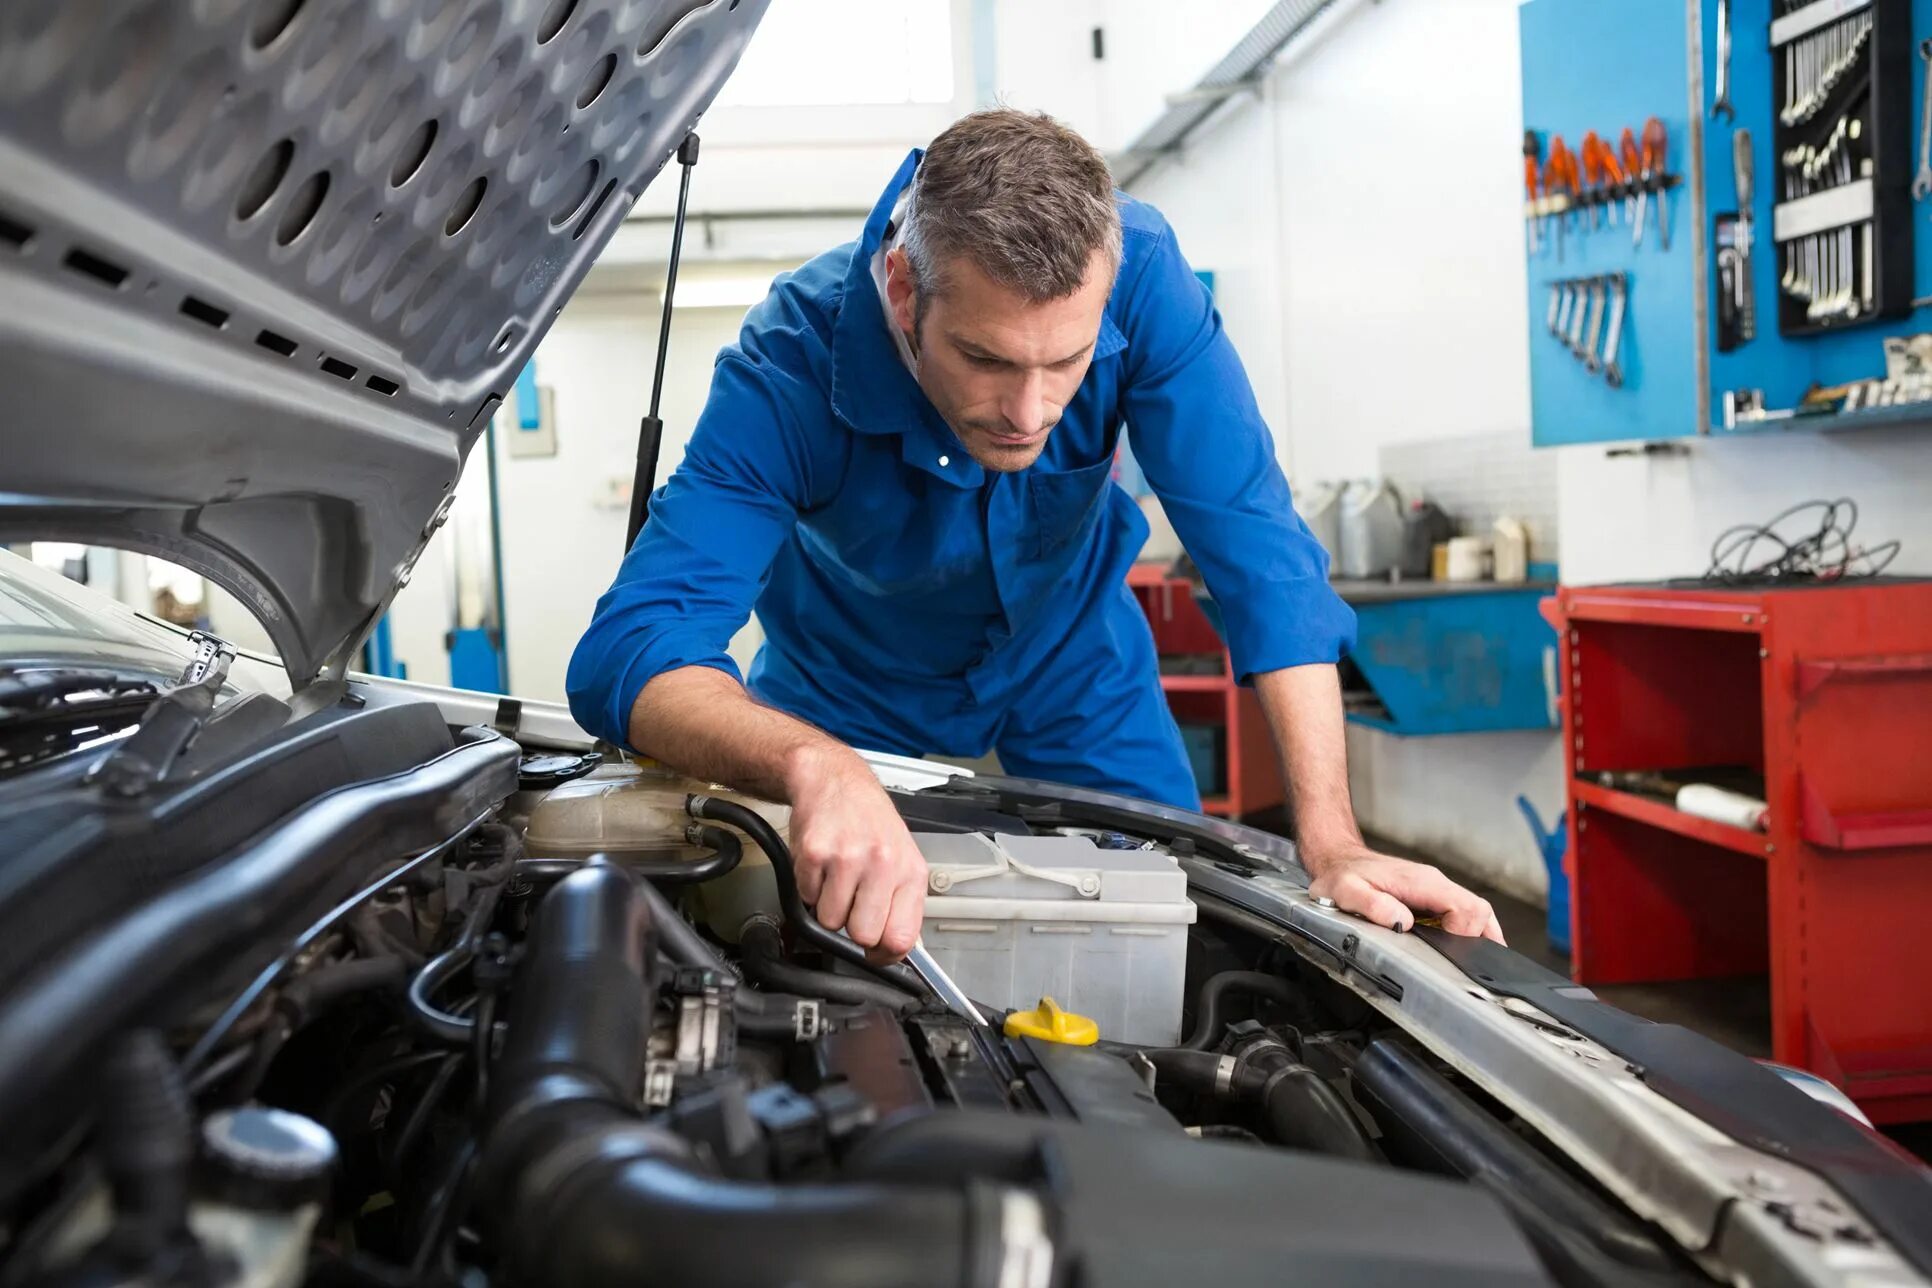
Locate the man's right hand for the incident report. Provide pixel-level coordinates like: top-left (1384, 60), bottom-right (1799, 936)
top-left (783, 742), bottom-right (928, 961)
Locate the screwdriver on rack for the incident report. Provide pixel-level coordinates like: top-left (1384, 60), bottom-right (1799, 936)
top-left (1596, 133), bottom-right (1629, 227)
top-left (1544, 136), bottom-right (1579, 261)
top-left (1643, 117), bottom-right (1671, 250)
top-left (1580, 131), bottom-right (1607, 229)
top-left (1523, 130), bottom-right (1543, 254)
top-left (1620, 127), bottom-right (1644, 229)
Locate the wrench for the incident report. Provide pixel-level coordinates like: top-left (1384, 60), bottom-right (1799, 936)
top-left (1602, 275), bottom-right (1628, 388)
top-left (1915, 39), bottom-right (1932, 201)
top-left (1583, 277), bottom-right (1608, 372)
top-left (1568, 276), bottom-right (1591, 356)
top-left (1712, 0), bottom-right (1735, 121)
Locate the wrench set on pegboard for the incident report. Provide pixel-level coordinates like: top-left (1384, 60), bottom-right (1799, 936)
top-left (1765, 0), bottom-right (1915, 337)
top-left (1543, 273), bottom-right (1630, 387)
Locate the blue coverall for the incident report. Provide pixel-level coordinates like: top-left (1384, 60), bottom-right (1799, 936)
top-left (567, 150), bottom-right (1355, 810)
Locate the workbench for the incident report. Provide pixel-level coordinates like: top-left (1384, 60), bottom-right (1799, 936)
top-left (1543, 578), bottom-right (1932, 1123)
top-left (1332, 579), bottom-right (1559, 737)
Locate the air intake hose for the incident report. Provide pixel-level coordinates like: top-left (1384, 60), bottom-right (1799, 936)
top-left (482, 864), bottom-right (1029, 1288)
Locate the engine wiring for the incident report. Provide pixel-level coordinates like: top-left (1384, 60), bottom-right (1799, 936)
top-left (1702, 497), bottom-right (1902, 586)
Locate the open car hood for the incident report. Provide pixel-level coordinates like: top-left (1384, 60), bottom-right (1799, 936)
top-left (0, 0), bottom-right (766, 689)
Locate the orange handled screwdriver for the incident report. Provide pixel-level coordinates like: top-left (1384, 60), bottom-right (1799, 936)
top-left (1545, 135), bottom-right (1579, 261)
top-left (1579, 130), bottom-right (1607, 230)
top-left (1619, 127), bottom-right (1643, 228)
top-left (1597, 134), bottom-right (1628, 227)
top-left (1643, 117), bottom-right (1671, 250)
top-left (1523, 130), bottom-right (1543, 253)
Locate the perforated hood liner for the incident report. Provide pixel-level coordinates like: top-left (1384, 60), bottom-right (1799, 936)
top-left (0, 0), bottom-right (767, 688)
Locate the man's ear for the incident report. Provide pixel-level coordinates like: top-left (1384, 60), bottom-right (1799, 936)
top-left (883, 246), bottom-right (919, 336)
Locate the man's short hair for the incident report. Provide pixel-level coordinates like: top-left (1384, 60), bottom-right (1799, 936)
top-left (899, 109), bottom-right (1122, 314)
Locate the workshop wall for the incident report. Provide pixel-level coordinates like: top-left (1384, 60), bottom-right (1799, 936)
top-left (1126, 0), bottom-right (1561, 902)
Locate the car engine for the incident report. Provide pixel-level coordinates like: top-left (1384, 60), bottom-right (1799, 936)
top-left (0, 733), bottom-right (1711, 1288)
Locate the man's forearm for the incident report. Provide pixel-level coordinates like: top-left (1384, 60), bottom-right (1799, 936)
top-left (1252, 663), bottom-right (1363, 863)
top-left (627, 665), bottom-right (863, 803)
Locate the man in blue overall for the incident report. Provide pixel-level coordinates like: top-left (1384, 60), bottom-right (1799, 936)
top-left (570, 110), bottom-right (1502, 960)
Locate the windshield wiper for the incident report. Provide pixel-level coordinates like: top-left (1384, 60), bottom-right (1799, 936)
top-left (87, 632), bottom-right (237, 797)
top-left (0, 668), bottom-right (157, 716)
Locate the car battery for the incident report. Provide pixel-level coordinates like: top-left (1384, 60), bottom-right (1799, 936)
top-left (912, 832), bottom-right (1197, 1046)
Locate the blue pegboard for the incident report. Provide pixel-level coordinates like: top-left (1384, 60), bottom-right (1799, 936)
top-left (1521, 0), bottom-right (1932, 446)
top-left (1522, 0), bottom-right (1700, 445)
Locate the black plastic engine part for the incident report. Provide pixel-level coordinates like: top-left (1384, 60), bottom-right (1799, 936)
top-left (848, 1111), bottom-right (1557, 1287)
top-left (801, 1006), bottom-right (933, 1123)
top-left (481, 864), bottom-right (1010, 1288)
top-left (1012, 1038), bottom-right (1180, 1134)
top-left (515, 751), bottom-right (602, 791)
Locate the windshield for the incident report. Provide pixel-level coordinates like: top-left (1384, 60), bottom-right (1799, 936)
top-left (0, 550), bottom-right (289, 777)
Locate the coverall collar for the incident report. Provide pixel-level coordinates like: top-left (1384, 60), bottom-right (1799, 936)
top-left (830, 149), bottom-right (1127, 487)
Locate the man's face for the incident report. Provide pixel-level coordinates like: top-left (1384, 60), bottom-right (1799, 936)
top-left (884, 247), bottom-right (1112, 472)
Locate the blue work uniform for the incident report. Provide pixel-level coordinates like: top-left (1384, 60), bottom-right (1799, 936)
top-left (567, 150), bottom-right (1355, 810)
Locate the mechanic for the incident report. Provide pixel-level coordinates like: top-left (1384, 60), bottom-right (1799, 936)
top-left (569, 109), bottom-right (1504, 960)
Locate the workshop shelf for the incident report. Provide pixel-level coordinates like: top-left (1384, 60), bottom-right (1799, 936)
top-left (1568, 779), bottom-right (1768, 858)
top-left (1546, 579), bottom-right (1932, 1124)
top-left (1128, 564), bottom-right (1283, 819)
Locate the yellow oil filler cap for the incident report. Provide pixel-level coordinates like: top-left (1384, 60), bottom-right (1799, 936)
top-left (1003, 998), bottom-right (1099, 1046)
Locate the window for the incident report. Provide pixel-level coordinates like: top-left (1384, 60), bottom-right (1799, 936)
top-left (714, 0), bottom-right (954, 107)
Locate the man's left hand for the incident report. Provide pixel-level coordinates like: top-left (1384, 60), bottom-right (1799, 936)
top-left (1303, 843), bottom-right (1506, 944)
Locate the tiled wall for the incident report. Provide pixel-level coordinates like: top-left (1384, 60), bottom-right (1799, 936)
top-left (1378, 430), bottom-right (1560, 565)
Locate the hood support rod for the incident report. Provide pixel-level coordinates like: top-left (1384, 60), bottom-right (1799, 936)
top-left (624, 133), bottom-right (701, 554)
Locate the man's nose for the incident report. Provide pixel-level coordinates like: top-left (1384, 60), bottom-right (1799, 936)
top-left (1000, 370), bottom-right (1049, 436)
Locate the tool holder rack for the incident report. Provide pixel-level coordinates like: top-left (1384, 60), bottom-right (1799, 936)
top-left (1769, 0), bottom-right (1916, 336)
top-left (1521, 0), bottom-right (1932, 447)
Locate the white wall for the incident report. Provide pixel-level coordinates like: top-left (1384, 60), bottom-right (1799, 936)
top-left (1124, 0), bottom-right (1561, 899)
top-left (381, 292), bottom-right (766, 699)
top-left (1558, 429), bottom-right (1932, 582)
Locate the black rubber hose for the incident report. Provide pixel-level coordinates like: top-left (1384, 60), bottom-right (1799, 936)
top-left (1182, 970), bottom-right (1302, 1050)
top-left (482, 864), bottom-right (1000, 1288)
top-left (686, 795), bottom-right (929, 998)
top-left (1144, 1044), bottom-right (1375, 1161)
top-left (405, 945), bottom-right (478, 1046)
top-left (740, 919), bottom-right (922, 1014)
top-left (521, 827), bottom-right (746, 886)
top-left (1257, 1064), bottom-right (1375, 1162)
top-left (95, 1031), bottom-right (193, 1260)
top-left (731, 990), bottom-right (875, 1040)
top-left (1353, 1038), bottom-right (1681, 1276)
top-left (631, 876), bottom-right (730, 973)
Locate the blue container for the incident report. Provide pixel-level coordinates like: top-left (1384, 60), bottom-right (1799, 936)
top-left (1177, 723), bottom-right (1224, 799)
top-left (1516, 795), bottom-right (1570, 955)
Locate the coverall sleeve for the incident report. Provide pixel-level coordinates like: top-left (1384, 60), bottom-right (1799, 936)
top-left (1116, 217), bottom-right (1357, 681)
top-left (566, 346), bottom-right (836, 749)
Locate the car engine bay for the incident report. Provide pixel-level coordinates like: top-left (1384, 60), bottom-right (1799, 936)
top-left (0, 703), bottom-right (1739, 1288)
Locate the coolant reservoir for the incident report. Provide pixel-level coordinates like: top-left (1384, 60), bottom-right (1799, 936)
top-left (522, 761), bottom-right (790, 942)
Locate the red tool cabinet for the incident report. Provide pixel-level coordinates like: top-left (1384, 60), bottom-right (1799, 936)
top-left (1126, 564), bottom-right (1282, 819)
top-left (1542, 581), bottom-right (1932, 1123)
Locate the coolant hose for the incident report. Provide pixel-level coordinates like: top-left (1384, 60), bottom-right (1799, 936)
top-left (1182, 970), bottom-right (1301, 1050)
top-left (739, 918), bottom-right (923, 1014)
top-left (482, 863), bottom-right (1025, 1288)
top-left (1145, 1044), bottom-right (1375, 1162)
top-left (685, 794), bottom-right (929, 999)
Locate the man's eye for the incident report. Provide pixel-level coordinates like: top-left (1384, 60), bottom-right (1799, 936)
top-left (967, 355), bottom-right (1005, 370)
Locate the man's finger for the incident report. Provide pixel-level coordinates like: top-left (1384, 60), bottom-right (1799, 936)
top-left (844, 868), bottom-right (893, 949)
top-left (814, 855), bottom-right (859, 933)
top-left (1329, 873), bottom-right (1414, 934)
top-left (876, 877), bottom-right (925, 962)
top-left (794, 848), bottom-right (826, 905)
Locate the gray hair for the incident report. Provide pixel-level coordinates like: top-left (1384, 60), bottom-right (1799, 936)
top-left (898, 109), bottom-right (1122, 315)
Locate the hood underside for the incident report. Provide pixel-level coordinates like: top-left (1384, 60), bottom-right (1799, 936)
top-left (0, 0), bottom-right (767, 687)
